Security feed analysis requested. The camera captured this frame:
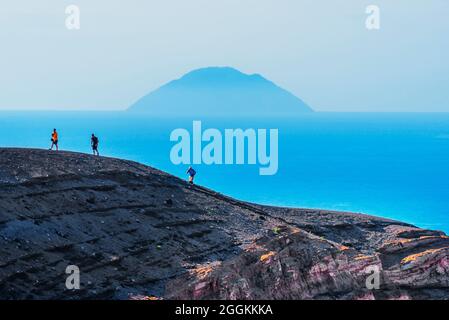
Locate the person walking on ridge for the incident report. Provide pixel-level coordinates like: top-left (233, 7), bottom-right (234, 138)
top-left (49, 129), bottom-right (59, 151)
top-left (186, 166), bottom-right (196, 185)
top-left (91, 133), bottom-right (100, 156)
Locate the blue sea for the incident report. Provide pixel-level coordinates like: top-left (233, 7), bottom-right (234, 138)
top-left (1, 112), bottom-right (448, 233)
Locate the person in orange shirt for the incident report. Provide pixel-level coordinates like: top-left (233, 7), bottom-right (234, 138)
top-left (49, 128), bottom-right (59, 151)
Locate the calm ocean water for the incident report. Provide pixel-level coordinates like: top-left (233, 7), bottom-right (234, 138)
top-left (1, 112), bottom-right (448, 233)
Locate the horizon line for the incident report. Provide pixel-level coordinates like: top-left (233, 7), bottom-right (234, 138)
top-left (0, 109), bottom-right (449, 114)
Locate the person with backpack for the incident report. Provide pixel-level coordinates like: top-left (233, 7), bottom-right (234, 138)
top-left (186, 166), bottom-right (196, 184)
top-left (49, 129), bottom-right (59, 151)
top-left (91, 134), bottom-right (99, 156)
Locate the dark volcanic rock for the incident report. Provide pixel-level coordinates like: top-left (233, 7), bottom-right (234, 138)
top-left (0, 148), bottom-right (448, 300)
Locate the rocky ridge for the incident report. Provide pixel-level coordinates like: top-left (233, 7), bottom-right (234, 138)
top-left (0, 148), bottom-right (448, 300)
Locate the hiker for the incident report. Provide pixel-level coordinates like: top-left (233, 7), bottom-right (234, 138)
top-left (91, 133), bottom-right (99, 156)
top-left (186, 166), bottom-right (196, 184)
top-left (49, 129), bottom-right (59, 151)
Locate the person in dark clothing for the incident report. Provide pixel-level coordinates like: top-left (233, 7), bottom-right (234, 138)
top-left (91, 134), bottom-right (99, 156)
top-left (186, 166), bottom-right (196, 184)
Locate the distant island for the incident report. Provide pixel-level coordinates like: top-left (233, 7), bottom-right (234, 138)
top-left (128, 67), bottom-right (313, 116)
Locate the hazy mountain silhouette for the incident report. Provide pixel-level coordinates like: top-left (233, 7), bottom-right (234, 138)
top-left (128, 67), bottom-right (313, 116)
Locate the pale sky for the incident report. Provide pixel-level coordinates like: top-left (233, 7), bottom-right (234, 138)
top-left (0, 0), bottom-right (448, 111)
